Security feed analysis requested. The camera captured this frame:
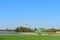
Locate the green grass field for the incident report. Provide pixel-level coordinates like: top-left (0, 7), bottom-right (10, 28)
top-left (0, 35), bottom-right (60, 40)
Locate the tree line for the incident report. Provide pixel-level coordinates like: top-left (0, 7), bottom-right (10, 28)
top-left (15, 26), bottom-right (34, 32)
top-left (0, 26), bottom-right (59, 33)
top-left (15, 26), bottom-right (57, 32)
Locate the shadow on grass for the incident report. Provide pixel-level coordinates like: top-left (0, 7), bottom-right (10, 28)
top-left (0, 38), bottom-right (3, 40)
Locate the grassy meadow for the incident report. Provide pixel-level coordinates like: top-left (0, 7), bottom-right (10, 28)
top-left (0, 35), bottom-right (60, 40)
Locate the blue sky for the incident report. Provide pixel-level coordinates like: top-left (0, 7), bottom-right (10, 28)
top-left (0, 0), bottom-right (60, 29)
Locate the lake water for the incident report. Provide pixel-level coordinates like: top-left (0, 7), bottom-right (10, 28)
top-left (0, 32), bottom-right (19, 34)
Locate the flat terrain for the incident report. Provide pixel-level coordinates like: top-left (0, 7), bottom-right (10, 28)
top-left (0, 35), bottom-right (60, 40)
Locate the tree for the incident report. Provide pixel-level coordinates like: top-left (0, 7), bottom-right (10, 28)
top-left (15, 26), bottom-right (34, 32)
top-left (35, 28), bottom-right (44, 35)
top-left (47, 28), bottom-right (56, 35)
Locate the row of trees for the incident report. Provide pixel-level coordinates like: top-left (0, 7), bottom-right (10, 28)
top-left (1, 26), bottom-right (59, 35)
top-left (44, 28), bottom-right (57, 35)
top-left (15, 26), bottom-right (34, 32)
top-left (15, 26), bottom-right (57, 33)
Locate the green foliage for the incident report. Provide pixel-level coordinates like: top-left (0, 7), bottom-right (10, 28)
top-left (44, 28), bottom-right (56, 35)
top-left (35, 28), bottom-right (57, 35)
top-left (35, 28), bottom-right (44, 35)
top-left (15, 26), bottom-right (34, 32)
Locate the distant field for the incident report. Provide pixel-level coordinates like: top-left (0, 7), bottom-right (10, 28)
top-left (0, 35), bottom-right (60, 40)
